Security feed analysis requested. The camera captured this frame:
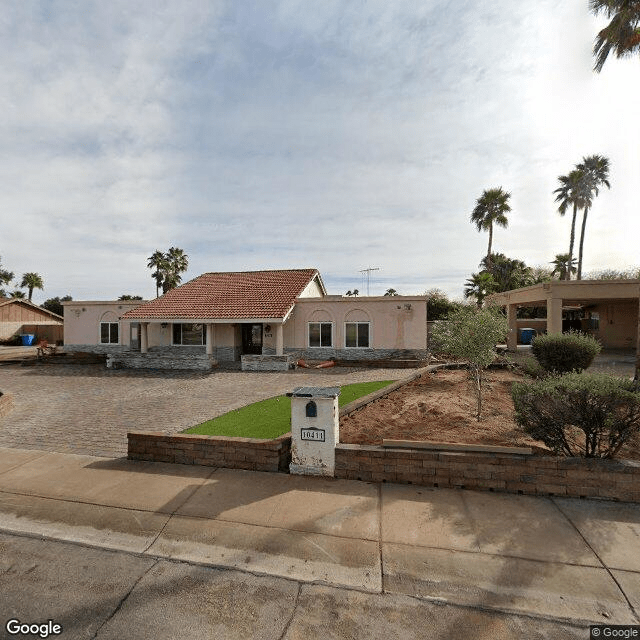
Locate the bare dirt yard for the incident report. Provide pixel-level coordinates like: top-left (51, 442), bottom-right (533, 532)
top-left (340, 369), bottom-right (549, 454)
top-left (340, 367), bottom-right (640, 459)
top-left (339, 368), bottom-right (548, 452)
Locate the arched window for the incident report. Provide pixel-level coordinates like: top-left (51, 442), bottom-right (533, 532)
top-left (305, 401), bottom-right (317, 417)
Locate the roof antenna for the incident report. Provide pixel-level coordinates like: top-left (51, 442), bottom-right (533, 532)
top-left (359, 267), bottom-right (380, 296)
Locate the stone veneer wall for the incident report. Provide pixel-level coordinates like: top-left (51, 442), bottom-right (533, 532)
top-left (286, 348), bottom-right (428, 361)
top-left (128, 432), bottom-right (292, 472)
top-left (334, 444), bottom-right (640, 502)
top-left (107, 352), bottom-right (217, 371)
top-left (65, 344), bottom-right (129, 354)
top-left (241, 353), bottom-right (299, 371)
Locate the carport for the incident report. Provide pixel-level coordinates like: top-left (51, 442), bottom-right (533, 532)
top-left (488, 280), bottom-right (640, 379)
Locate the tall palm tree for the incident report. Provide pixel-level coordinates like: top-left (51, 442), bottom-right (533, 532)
top-left (470, 188), bottom-right (511, 263)
top-left (147, 250), bottom-right (168, 297)
top-left (553, 169), bottom-right (585, 280)
top-left (590, 0), bottom-right (640, 72)
top-left (20, 272), bottom-right (44, 301)
top-left (550, 253), bottom-right (577, 280)
top-left (576, 155), bottom-right (611, 279)
top-left (464, 272), bottom-right (496, 308)
top-left (163, 247), bottom-right (189, 293)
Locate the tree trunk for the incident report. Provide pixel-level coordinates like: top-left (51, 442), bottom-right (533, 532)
top-left (475, 367), bottom-right (482, 421)
top-left (633, 287), bottom-right (640, 384)
top-left (567, 202), bottom-right (578, 280)
top-left (486, 224), bottom-right (493, 264)
top-left (577, 206), bottom-right (589, 280)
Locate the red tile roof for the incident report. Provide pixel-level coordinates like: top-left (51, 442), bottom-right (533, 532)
top-left (122, 269), bottom-right (321, 320)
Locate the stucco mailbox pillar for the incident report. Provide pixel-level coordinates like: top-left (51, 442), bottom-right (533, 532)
top-left (288, 386), bottom-right (340, 477)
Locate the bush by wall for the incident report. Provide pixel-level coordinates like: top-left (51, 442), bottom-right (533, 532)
top-left (531, 330), bottom-right (601, 374)
top-left (512, 373), bottom-right (640, 458)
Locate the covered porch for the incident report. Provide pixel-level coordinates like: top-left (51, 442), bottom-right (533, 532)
top-left (489, 280), bottom-right (640, 378)
top-left (108, 319), bottom-right (290, 371)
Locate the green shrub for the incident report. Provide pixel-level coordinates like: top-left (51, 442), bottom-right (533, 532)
top-left (512, 373), bottom-right (640, 458)
top-left (518, 356), bottom-right (547, 379)
top-left (531, 331), bottom-right (601, 373)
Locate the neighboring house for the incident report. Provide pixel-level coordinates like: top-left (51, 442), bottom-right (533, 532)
top-left (63, 268), bottom-right (428, 370)
top-left (489, 280), bottom-right (640, 350)
top-left (0, 298), bottom-right (64, 343)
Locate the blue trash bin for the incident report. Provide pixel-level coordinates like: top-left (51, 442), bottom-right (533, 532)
top-left (520, 328), bottom-right (536, 345)
top-left (21, 334), bottom-right (36, 346)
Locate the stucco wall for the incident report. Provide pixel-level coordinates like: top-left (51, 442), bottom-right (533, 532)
top-left (298, 276), bottom-right (324, 298)
top-left (589, 301), bottom-right (638, 349)
top-left (286, 296), bottom-right (427, 352)
top-left (63, 301), bottom-right (145, 347)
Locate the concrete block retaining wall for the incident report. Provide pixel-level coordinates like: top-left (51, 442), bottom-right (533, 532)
top-left (334, 444), bottom-right (640, 502)
top-left (128, 432), bottom-right (292, 472)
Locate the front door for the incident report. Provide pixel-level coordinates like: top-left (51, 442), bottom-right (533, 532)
top-left (130, 323), bottom-right (141, 351)
top-left (241, 324), bottom-right (263, 354)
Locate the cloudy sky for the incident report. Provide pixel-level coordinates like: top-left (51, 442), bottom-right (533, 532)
top-left (1, 0), bottom-right (638, 302)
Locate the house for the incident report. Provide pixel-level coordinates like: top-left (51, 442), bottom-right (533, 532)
top-left (488, 280), bottom-right (640, 351)
top-left (0, 298), bottom-right (64, 344)
top-left (63, 268), bottom-right (428, 370)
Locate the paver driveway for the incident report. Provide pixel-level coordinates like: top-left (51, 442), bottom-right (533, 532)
top-left (0, 363), bottom-right (401, 458)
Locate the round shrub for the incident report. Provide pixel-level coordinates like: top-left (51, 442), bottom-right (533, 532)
top-left (512, 373), bottom-right (640, 458)
top-left (531, 330), bottom-right (601, 374)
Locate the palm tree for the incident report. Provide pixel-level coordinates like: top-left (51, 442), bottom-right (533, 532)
top-left (464, 272), bottom-right (496, 308)
top-left (590, 0), bottom-right (640, 72)
top-left (20, 272), bottom-right (44, 301)
top-left (553, 169), bottom-right (586, 280)
top-left (479, 253), bottom-right (532, 291)
top-left (147, 250), bottom-right (168, 297)
top-left (163, 247), bottom-right (189, 293)
top-left (576, 155), bottom-right (611, 279)
top-left (550, 253), bottom-right (577, 280)
top-left (0, 257), bottom-right (13, 297)
top-left (470, 188), bottom-right (511, 263)
top-left (10, 290), bottom-right (25, 299)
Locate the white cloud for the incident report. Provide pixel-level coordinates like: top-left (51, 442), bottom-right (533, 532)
top-left (0, 0), bottom-right (638, 303)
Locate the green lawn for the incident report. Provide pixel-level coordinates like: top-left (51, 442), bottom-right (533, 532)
top-left (183, 379), bottom-right (394, 439)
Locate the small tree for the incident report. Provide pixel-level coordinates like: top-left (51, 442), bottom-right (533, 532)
top-left (430, 306), bottom-right (508, 421)
top-left (42, 295), bottom-right (72, 316)
top-left (384, 288), bottom-right (398, 296)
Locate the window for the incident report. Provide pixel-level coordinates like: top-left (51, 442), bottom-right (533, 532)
top-left (345, 322), bottom-right (370, 348)
top-left (100, 322), bottom-right (119, 344)
top-left (308, 322), bottom-right (332, 347)
top-left (172, 323), bottom-right (206, 345)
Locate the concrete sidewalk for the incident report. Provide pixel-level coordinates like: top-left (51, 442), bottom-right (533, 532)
top-left (0, 446), bottom-right (639, 632)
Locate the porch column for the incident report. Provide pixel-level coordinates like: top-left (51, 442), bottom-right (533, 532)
top-left (547, 297), bottom-right (563, 335)
top-left (506, 304), bottom-right (517, 352)
top-left (141, 322), bottom-right (149, 353)
top-left (275, 323), bottom-right (284, 356)
top-left (206, 324), bottom-right (214, 356)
